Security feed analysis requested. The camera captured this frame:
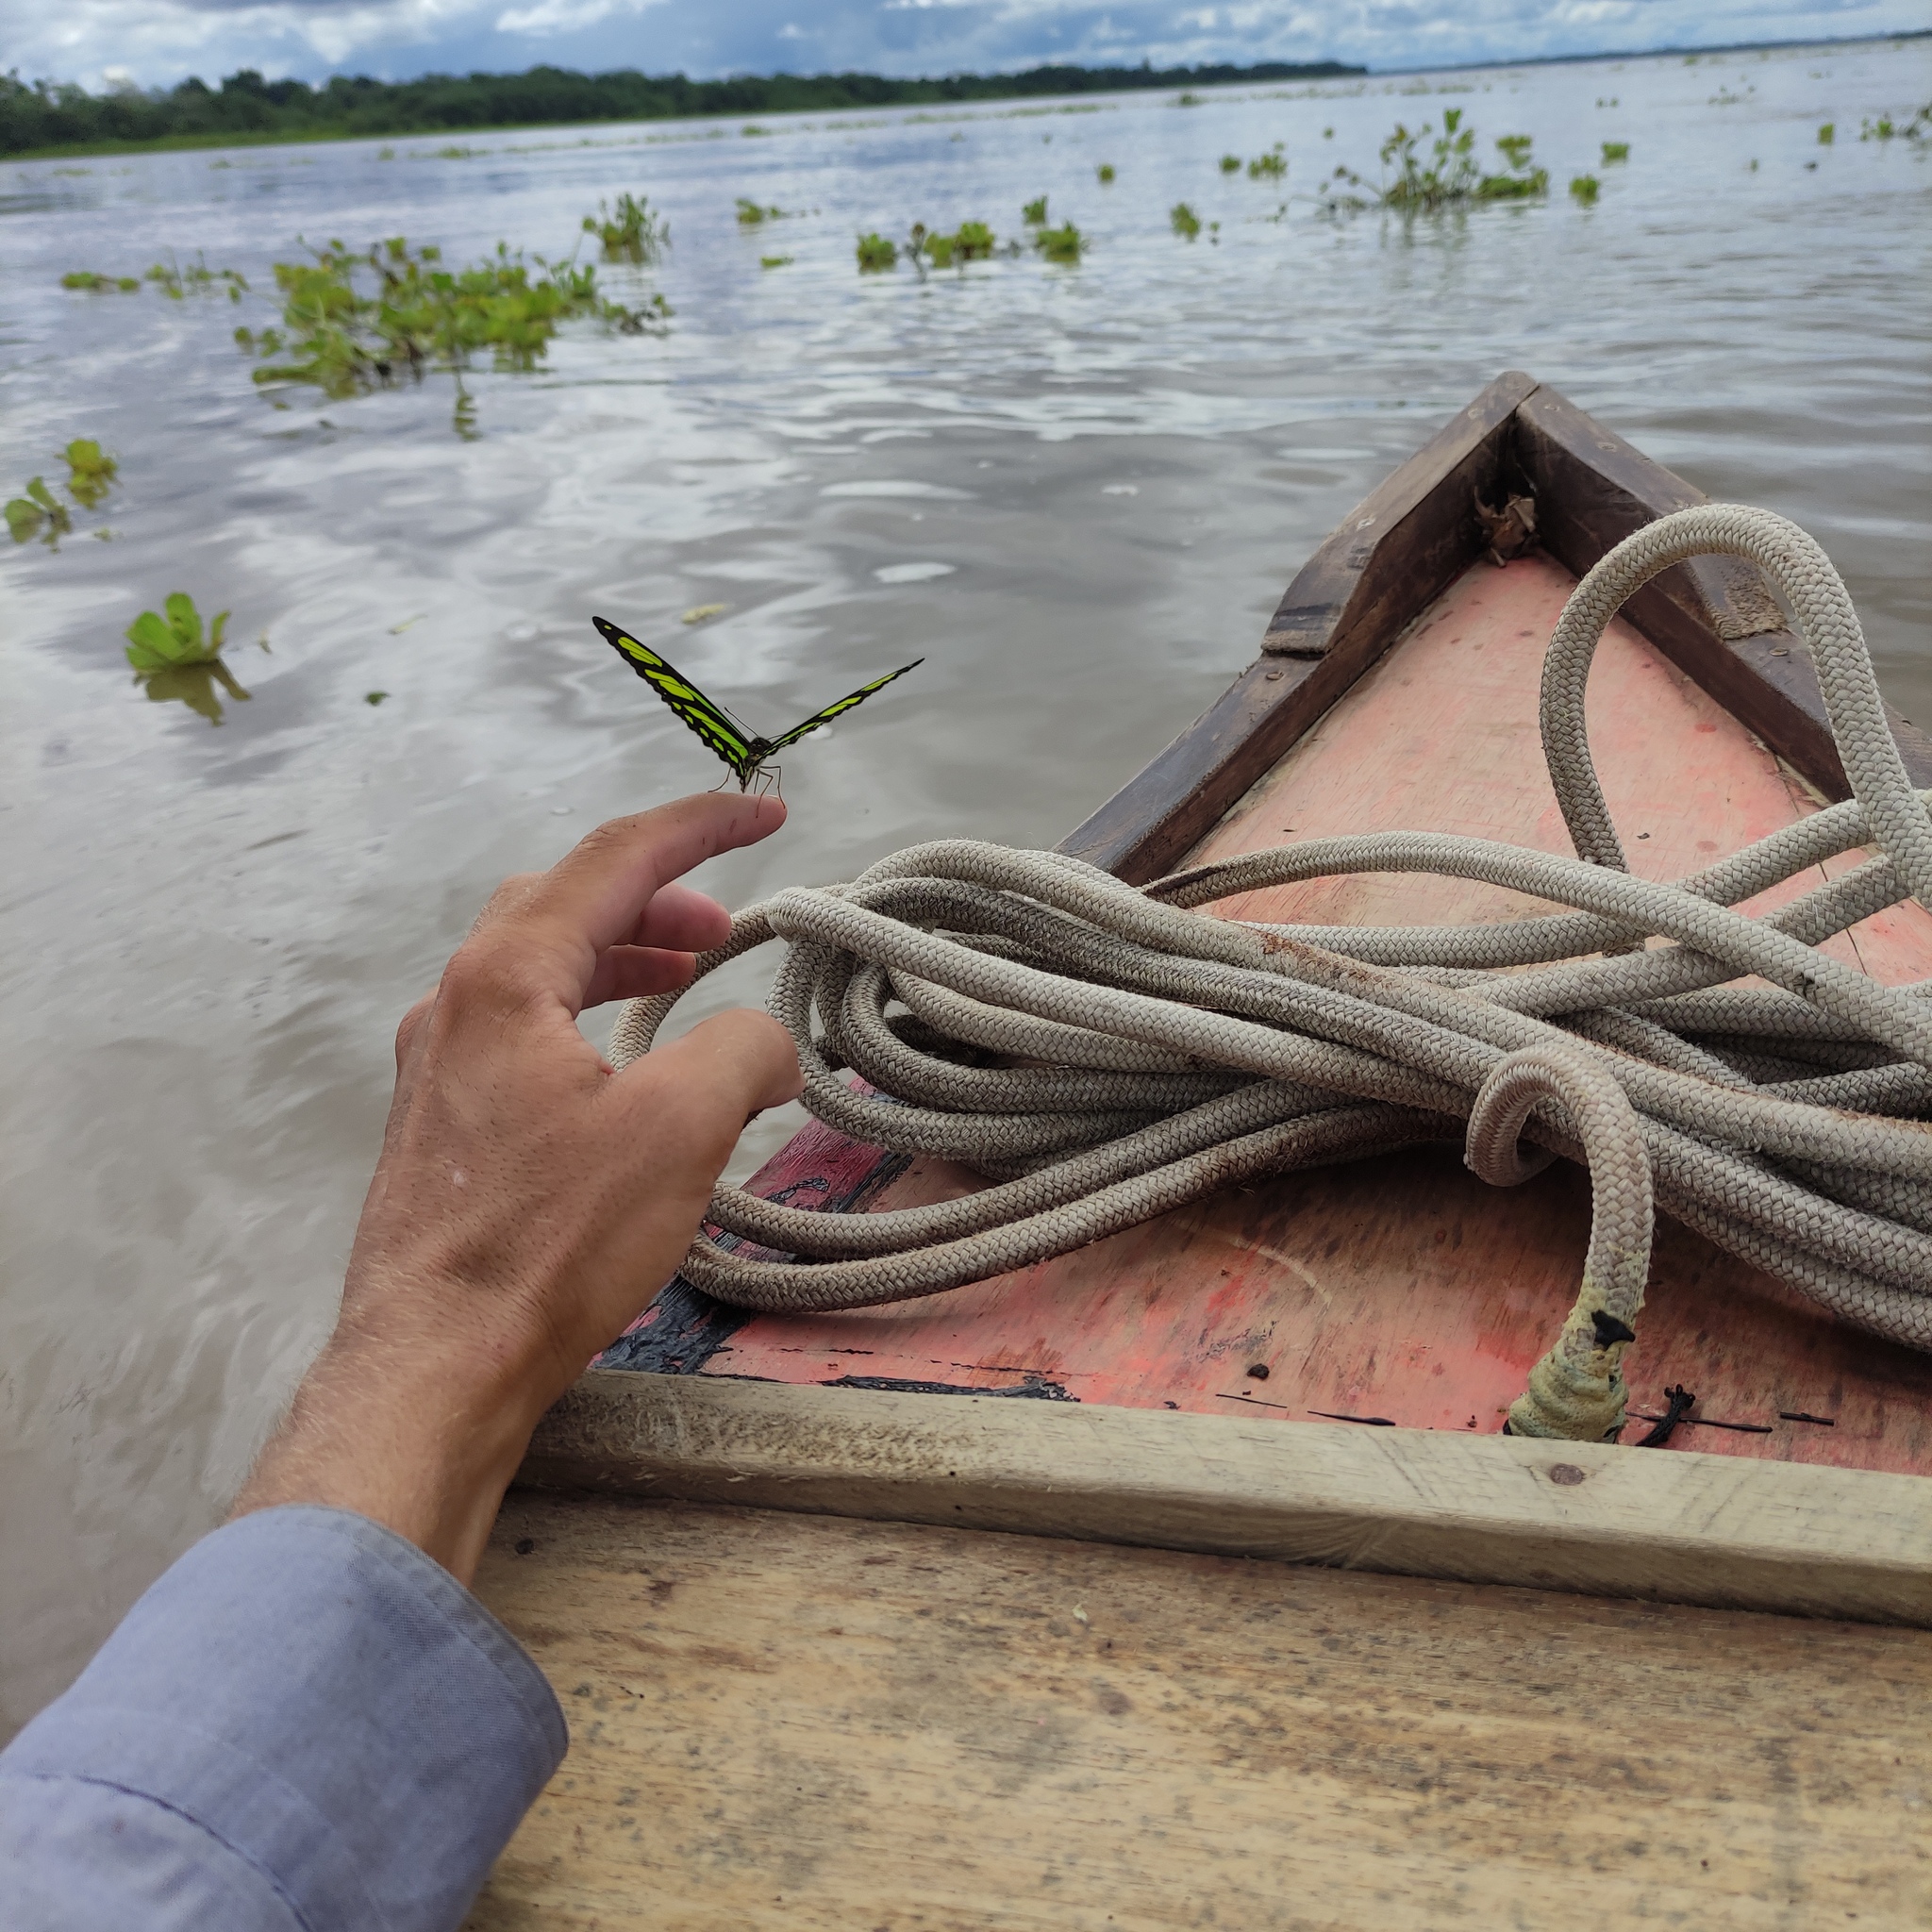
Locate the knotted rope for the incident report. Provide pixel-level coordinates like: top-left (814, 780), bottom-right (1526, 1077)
top-left (611, 506), bottom-right (1932, 1441)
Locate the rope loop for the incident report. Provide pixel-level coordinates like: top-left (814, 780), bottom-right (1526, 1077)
top-left (608, 505), bottom-right (1932, 1438)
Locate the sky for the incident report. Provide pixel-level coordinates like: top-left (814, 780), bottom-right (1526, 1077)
top-left (4, 0), bottom-right (1923, 96)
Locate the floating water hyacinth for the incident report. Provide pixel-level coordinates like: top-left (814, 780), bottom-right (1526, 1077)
top-left (125, 593), bottom-right (251, 724)
top-left (1033, 221), bottom-right (1085, 264)
top-left (1324, 110), bottom-right (1548, 213)
top-left (64, 440), bottom-right (116, 508)
top-left (1570, 174), bottom-right (1601, 204)
top-left (5, 477), bottom-right (70, 544)
top-left (60, 271), bottom-right (140, 292)
top-left (856, 232), bottom-right (897, 272)
top-left (1096, 162), bottom-right (1116, 183)
top-left (1601, 141), bottom-right (1630, 163)
top-left (1247, 143), bottom-right (1287, 179)
top-left (583, 192), bottom-right (667, 263)
top-left (1021, 194), bottom-right (1048, 226)
top-left (1171, 202), bottom-right (1202, 240)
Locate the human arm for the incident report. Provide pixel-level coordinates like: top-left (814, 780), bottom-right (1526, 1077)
top-left (0, 794), bottom-right (803, 1929)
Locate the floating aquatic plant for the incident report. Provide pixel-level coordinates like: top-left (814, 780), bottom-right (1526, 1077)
top-left (125, 592), bottom-right (251, 724)
top-left (1479, 133), bottom-right (1548, 201)
top-left (1096, 162), bottom-right (1116, 183)
top-left (1569, 173), bottom-right (1600, 204)
top-left (856, 231), bottom-right (897, 271)
top-left (5, 477), bottom-right (71, 544)
top-left (735, 196), bottom-right (783, 225)
top-left (1328, 110), bottom-right (1547, 212)
top-left (64, 439), bottom-right (116, 507)
top-left (1601, 141), bottom-right (1629, 163)
top-left (1174, 92), bottom-right (1203, 108)
top-left (924, 219), bottom-right (997, 267)
top-left (1218, 153), bottom-right (1241, 174)
top-left (60, 270), bottom-right (140, 292)
top-left (1022, 194), bottom-right (1048, 226)
top-left (1033, 221), bottom-right (1085, 264)
top-left (1170, 201), bottom-right (1202, 239)
top-left (1818, 123), bottom-right (1835, 144)
top-left (583, 192), bottom-right (667, 264)
top-left (759, 254), bottom-right (791, 269)
top-left (146, 254), bottom-right (248, 301)
top-left (244, 236), bottom-right (665, 414)
top-left (1247, 143), bottom-right (1287, 179)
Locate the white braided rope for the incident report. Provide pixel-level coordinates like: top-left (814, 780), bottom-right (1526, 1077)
top-left (610, 506), bottom-right (1932, 1441)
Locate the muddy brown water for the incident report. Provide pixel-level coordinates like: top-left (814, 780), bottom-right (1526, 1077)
top-left (2, 39), bottom-right (1928, 1729)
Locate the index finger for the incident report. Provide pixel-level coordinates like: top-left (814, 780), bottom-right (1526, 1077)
top-left (475, 792), bottom-right (786, 1009)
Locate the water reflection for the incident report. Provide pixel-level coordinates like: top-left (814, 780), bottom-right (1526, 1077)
top-left (135, 658), bottom-right (252, 724)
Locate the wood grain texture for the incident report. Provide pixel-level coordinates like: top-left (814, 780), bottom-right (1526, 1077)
top-left (1058, 371), bottom-right (1538, 882)
top-left (467, 1491), bottom-right (1932, 1930)
top-left (1514, 382), bottom-right (1932, 794)
top-left (521, 1369), bottom-right (1932, 1624)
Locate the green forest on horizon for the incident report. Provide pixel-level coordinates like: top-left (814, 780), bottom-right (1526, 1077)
top-left (1, 58), bottom-right (1367, 158)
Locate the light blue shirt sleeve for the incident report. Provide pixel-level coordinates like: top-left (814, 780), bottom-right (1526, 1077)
top-left (0, 1504), bottom-right (567, 1932)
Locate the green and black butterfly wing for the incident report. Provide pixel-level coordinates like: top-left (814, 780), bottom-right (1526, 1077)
top-left (766, 659), bottom-right (924, 752)
top-left (592, 616), bottom-right (757, 776)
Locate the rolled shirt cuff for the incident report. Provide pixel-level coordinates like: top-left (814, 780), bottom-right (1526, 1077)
top-left (0, 1504), bottom-right (565, 1932)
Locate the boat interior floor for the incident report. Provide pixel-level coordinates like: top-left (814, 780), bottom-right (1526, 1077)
top-left (612, 548), bottom-right (1932, 1474)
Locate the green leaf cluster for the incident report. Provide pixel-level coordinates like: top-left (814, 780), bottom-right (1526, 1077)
top-left (125, 591), bottom-right (228, 670)
top-left (245, 235), bottom-right (658, 401)
top-left (1218, 153), bottom-right (1241, 174)
top-left (856, 231), bottom-right (897, 272)
top-left (5, 476), bottom-right (71, 543)
top-left (60, 270), bottom-right (140, 291)
top-left (1569, 173), bottom-right (1601, 205)
top-left (125, 594), bottom-right (253, 719)
top-left (1367, 111), bottom-right (1547, 211)
top-left (1246, 143), bottom-right (1287, 179)
top-left (583, 192), bottom-right (667, 263)
top-left (1478, 133), bottom-right (1548, 201)
top-left (1095, 162), bottom-right (1115, 183)
top-left (1170, 201), bottom-right (1202, 240)
top-left (1032, 220), bottom-right (1085, 264)
top-left (1021, 194), bottom-right (1048, 226)
top-left (1601, 141), bottom-right (1630, 163)
top-left (146, 254), bottom-right (248, 300)
top-left (923, 219), bottom-right (995, 267)
top-left (64, 439), bottom-right (117, 507)
top-left (733, 196), bottom-right (782, 227)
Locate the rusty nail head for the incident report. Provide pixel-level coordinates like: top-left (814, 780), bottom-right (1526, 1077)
top-left (1547, 1463), bottom-right (1587, 1487)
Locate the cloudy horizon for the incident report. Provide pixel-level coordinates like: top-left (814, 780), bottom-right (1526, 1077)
top-left (4, 0), bottom-right (1923, 101)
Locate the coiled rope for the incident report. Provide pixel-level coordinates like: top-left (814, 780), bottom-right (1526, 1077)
top-left (611, 505), bottom-right (1932, 1441)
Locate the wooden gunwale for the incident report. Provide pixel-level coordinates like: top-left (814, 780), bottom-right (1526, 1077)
top-left (515, 372), bottom-right (1932, 1621)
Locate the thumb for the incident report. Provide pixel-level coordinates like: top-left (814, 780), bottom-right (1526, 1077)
top-left (610, 1008), bottom-right (804, 1194)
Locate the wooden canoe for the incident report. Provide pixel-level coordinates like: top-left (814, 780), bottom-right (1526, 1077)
top-left (465, 375), bottom-right (1932, 1929)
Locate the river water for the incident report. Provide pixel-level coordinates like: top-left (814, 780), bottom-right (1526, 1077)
top-left (2, 37), bottom-right (1927, 1729)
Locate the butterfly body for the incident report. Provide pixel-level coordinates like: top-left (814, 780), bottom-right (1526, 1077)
top-left (593, 615), bottom-right (921, 791)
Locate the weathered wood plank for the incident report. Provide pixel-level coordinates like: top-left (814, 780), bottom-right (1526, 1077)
top-left (1058, 371), bottom-right (1539, 882)
top-left (1514, 381), bottom-right (1932, 794)
top-left (521, 1370), bottom-right (1932, 1625)
top-left (467, 1491), bottom-right (1932, 1928)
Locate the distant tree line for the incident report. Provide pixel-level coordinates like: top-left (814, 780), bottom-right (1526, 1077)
top-left (0, 59), bottom-right (1366, 155)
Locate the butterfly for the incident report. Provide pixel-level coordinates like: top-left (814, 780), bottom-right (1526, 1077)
top-left (593, 615), bottom-right (923, 793)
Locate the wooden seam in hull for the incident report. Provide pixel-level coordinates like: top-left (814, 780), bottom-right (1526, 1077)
top-left (520, 1369), bottom-right (1932, 1626)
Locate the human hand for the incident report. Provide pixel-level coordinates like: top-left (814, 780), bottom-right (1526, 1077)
top-left (231, 794), bottom-right (802, 1582)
